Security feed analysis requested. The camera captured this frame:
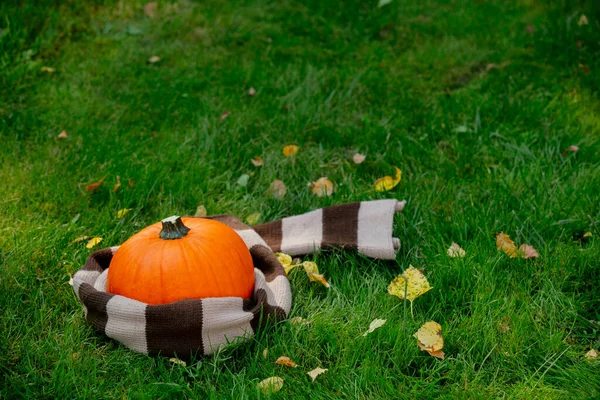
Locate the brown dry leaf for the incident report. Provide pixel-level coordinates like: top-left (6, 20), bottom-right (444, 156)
top-left (86, 237), bottom-right (103, 249)
top-left (447, 242), bottom-right (466, 258)
top-left (303, 261), bottom-right (330, 288)
top-left (307, 367), bottom-right (328, 382)
top-left (128, 179), bottom-right (135, 187)
top-left (113, 176), bottom-right (121, 193)
top-left (220, 111), bottom-right (231, 121)
top-left (248, 87), bottom-right (256, 96)
top-left (578, 14), bottom-right (589, 26)
top-left (70, 236), bottom-right (91, 245)
top-left (169, 357), bottom-right (186, 366)
top-left (195, 205), bottom-right (207, 217)
top-left (143, 1), bottom-right (157, 18)
top-left (310, 177), bottom-right (334, 197)
top-left (414, 321), bottom-right (445, 359)
top-left (148, 55), bottom-right (161, 64)
top-left (496, 232), bottom-right (518, 258)
top-left (374, 166), bottom-right (401, 192)
top-left (518, 244), bottom-right (539, 259)
top-left (116, 208), bottom-right (132, 219)
top-left (251, 156), bottom-right (263, 167)
top-left (246, 212), bottom-right (261, 225)
top-left (86, 178), bottom-right (104, 192)
top-left (57, 130), bottom-right (68, 139)
top-left (275, 356), bottom-right (297, 368)
top-left (585, 349), bottom-right (598, 360)
top-left (41, 66), bottom-right (56, 73)
top-left (353, 153), bottom-right (366, 164)
top-left (258, 377), bottom-right (284, 394)
top-left (268, 179), bottom-right (287, 199)
top-left (282, 145), bottom-right (299, 157)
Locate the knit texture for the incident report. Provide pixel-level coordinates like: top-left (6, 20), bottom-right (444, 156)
top-left (72, 199), bottom-right (406, 357)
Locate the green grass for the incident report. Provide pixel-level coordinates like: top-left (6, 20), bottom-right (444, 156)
top-left (1, 0), bottom-right (600, 398)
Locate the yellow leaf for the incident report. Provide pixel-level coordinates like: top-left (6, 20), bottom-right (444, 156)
top-left (169, 358), bottom-right (186, 366)
top-left (86, 237), bottom-right (103, 249)
top-left (310, 177), bottom-right (334, 197)
top-left (248, 87), bottom-right (257, 96)
top-left (583, 232), bottom-right (592, 238)
top-left (374, 166), bottom-right (401, 192)
top-left (414, 321), bottom-right (445, 359)
top-left (585, 349), bottom-right (598, 360)
top-left (303, 261), bottom-right (330, 288)
top-left (116, 208), bottom-right (132, 219)
top-left (447, 242), bottom-right (466, 258)
top-left (289, 316), bottom-right (311, 326)
top-left (70, 236), bottom-right (90, 245)
top-left (263, 348), bottom-right (268, 359)
top-left (362, 318), bottom-right (386, 336)
top-left (268, 179), bottom-right (287, 199)
top-left (68, 275), bottom-right (73, 286)
top-left (353, 153), bottom-right (366, 164)
top-left (57, 130), bottom-right (68, 139)
top-left (246, 212), bottom-right (261, 225)
top-left (307, 367), bottom-right (328, 382)
top-left (41, 66), bottom-right (56, 73)
top-left (276, 252), bottom-right (299, 275)
top-left (275, 356), bottom-right (297, 368)
top-left (195, 205), bottom-right (207, 217)
top-left (251, 156), bottom-right (263, 167)
top-left (282, 145), bottom-right (299, 157)
top-left (148, 55), bottom-right (161, 63)
top-left (496, 232), bottom-right (518, 258)
top-left (578, 14), bottom-right (588, 26)
top-left (518, 244), bottom-right (539, 259)
top-left (258, 377), bottom-right (284, 394)
top-left (388, 266), bottom-right (432, 303)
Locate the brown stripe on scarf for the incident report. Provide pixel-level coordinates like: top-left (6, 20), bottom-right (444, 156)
top-left (322, 202), bottom-right (360, 249)
top-left (78, 283), bottom-right (114, 334)
top-left (82, 248), bottom-right (113, 272)
top-left (206, 215), bottom-right (249, 230)
top-left (249, 245), bottom-right (285, 282)
top-left (145, 299), bottom-right (204, 357)
top-left (252, 220), bottom-right (283, 252)
top-left (243, 289), bottom-right (287, 333)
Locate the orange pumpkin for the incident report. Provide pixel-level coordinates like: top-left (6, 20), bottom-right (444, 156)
top-left (107, 216), bottom-right (255, 305)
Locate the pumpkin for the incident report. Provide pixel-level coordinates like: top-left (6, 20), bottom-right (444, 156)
top-left (107, 216), bottom-right (255, 305)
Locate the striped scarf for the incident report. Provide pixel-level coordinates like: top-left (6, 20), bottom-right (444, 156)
top-left (72, 199), bottom-right (405, 357)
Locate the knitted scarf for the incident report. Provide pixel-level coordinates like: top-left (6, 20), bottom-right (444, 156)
top-left (72, 199), bottom-right (405, 357)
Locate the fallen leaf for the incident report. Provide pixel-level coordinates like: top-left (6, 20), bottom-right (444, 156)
top-left (275, 356), bottom-right (297, 368)
top-left (377, 0), bottom-right (393, 8)
top-left (453, 125), bottom-right (469, 133)
top-left (353, 153), bottom-right (366, 164)
top-left (496, 232), bottom-right (518, 258)
top-left (310, 177), bottom-right (334, 197)
top-left (246, 212), bottom-right (261, 225)
top-left (258, 377), bottom-right (284, 394)
top-left (388, 266), bottom-right (432, 316)
top-left (116, 208), bottom-right (132, 219)
top-left (41, 66), bottom-right (56, 73)
top-left (584, 232), bottom-right (592, 238)
top-left (307, 367), bottom-right (328, 382)
top-left (148, 55), bottom-right (161, 64)
top-left (302, 261), bottom-right (330, 288)
top-left (248, 87), bottom-right (256, 96)
top-left (86, 178), bottom-right (104, 192)
top-left (374, 166), bottom-right (401, 192)
top-left (578, 14), bottom-right (588, 26)
top-left (57, 130), bottom-right (68, 139)
top-left (194, 205), bottom-right (207, 217)
top-left (128, 179), bottom-right (135, 187)
top-left (518, 244), bottom-right (539, 259)
top-left (70, 236), bottom-right (90, 244)
top-left (585, 349), bottom-right (598, 360)
top-left (237, 173), bottom-right (250, 187)
top-left (68, 275), bottom-right (73, 286)
top-left (268, 179), bottom-right (287, 199)
top-left (276, 252), bottom-right (299, 275)
top-left (169, 357), bottom-right (186, 366)
top-left (363, 318), bottom-right (386, 336)
top-left (447, 242), bottom-right (466, 258)
top-left (263, 348), bottom-right (268, 359)
top-left (414, 321), bottom-right (445, 359)
top-left (251, 156), bottom-right (263, 167)
top-left (113, 176), bottom-right (121, 193)
top-left (143, 1), bottom-right (157, 18)
top-left (86, 237), bottom-right (103, 249)
top-left (563, 145), bottom-right (579, 156)
top-left (282, 145), bottom-right (299, 157)
top-left (220, 111), bottom-right (231, 121)
top-left (289, 316), bottom-right (311, 326)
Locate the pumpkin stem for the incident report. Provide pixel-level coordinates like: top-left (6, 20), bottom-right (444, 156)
top-left (159, 216), bottom-right (190, 240)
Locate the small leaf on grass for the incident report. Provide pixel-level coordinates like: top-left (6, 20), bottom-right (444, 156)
top-left (237, 173), bottom-right (250, 187)
top-left (302, 261), bottom-right (330, 288)
top-left (220, 111), bottom-right (231, 121)
top-left (307, 367), bottom-right (328, 382)
top-left (276, 252), bottom-right (299, 275)
top-left (496, 232), bottom-right (518, 258)
top-left (388, 266), bottom-right (432, 316)
top-left (70, 236), bottom-right (90, 244)
top-left (169, 357), bottom-right (186, 366)
top-left (377, 0), bottom-right (393, 8)
top-left (116, 208), bottom-right (132, 219)
top-left (246, 212), bottom-right (261, 225)
top-left (258, 377), bottom-right (284, 394)
top-left (195, 205), bottom-right (207, 217)
top-left (143, 2), bottom-right (157, 18)
top-left (86, 237), bottom-right (103, 249)
top-left (353, 153), bottom-right (366, 164)
top-left (282, 145), bottom-right (299, 157)
top-left (518, 244), bottom-right (539, 259)
top-left (562, 145), bottom-right (579, 156)
top-left (275, 356), bottom-right (297, 368)
top-left (374, 166), bottom-right (401, 192)
top-left (310, 177), bottom-right (334, 197)
top-left (363, 318), bottom-right (386, 336)
top-left (447, 242), bottom-right (466, 258)
top-left (148, 55), bottom-right (161, 64)
top-left (414, 321), bottom-right (445, 359)
top-left (86, 178), bottom-right (104, 192)
top-left (57, 130), bottom-right (68, 139)
top-left (289, 316), bottom-right (311, 326)
top-left (68, 275), bottom-right (73, 286)
top-left (251, 156), bottom-right (263, 167)
top-left (113, 176), bottom-right (121, 193)
top-left (268, 179), bottom-right (287, 199)
top-left (263, 348), bottom-right (268, 359)
top-left (41, 66), bottom-right (56, 73)
top-left (578, 15), bottom-right (588, 26)
top-left (248, 87), bottom-right (256, 96)
top-left (453, 125), bottom-right (469, 133)
top-left (585, 349), bottom-right (598, 360)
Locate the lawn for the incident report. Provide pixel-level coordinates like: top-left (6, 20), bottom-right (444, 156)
top-left (1, 0), bottom-right (599, 398)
